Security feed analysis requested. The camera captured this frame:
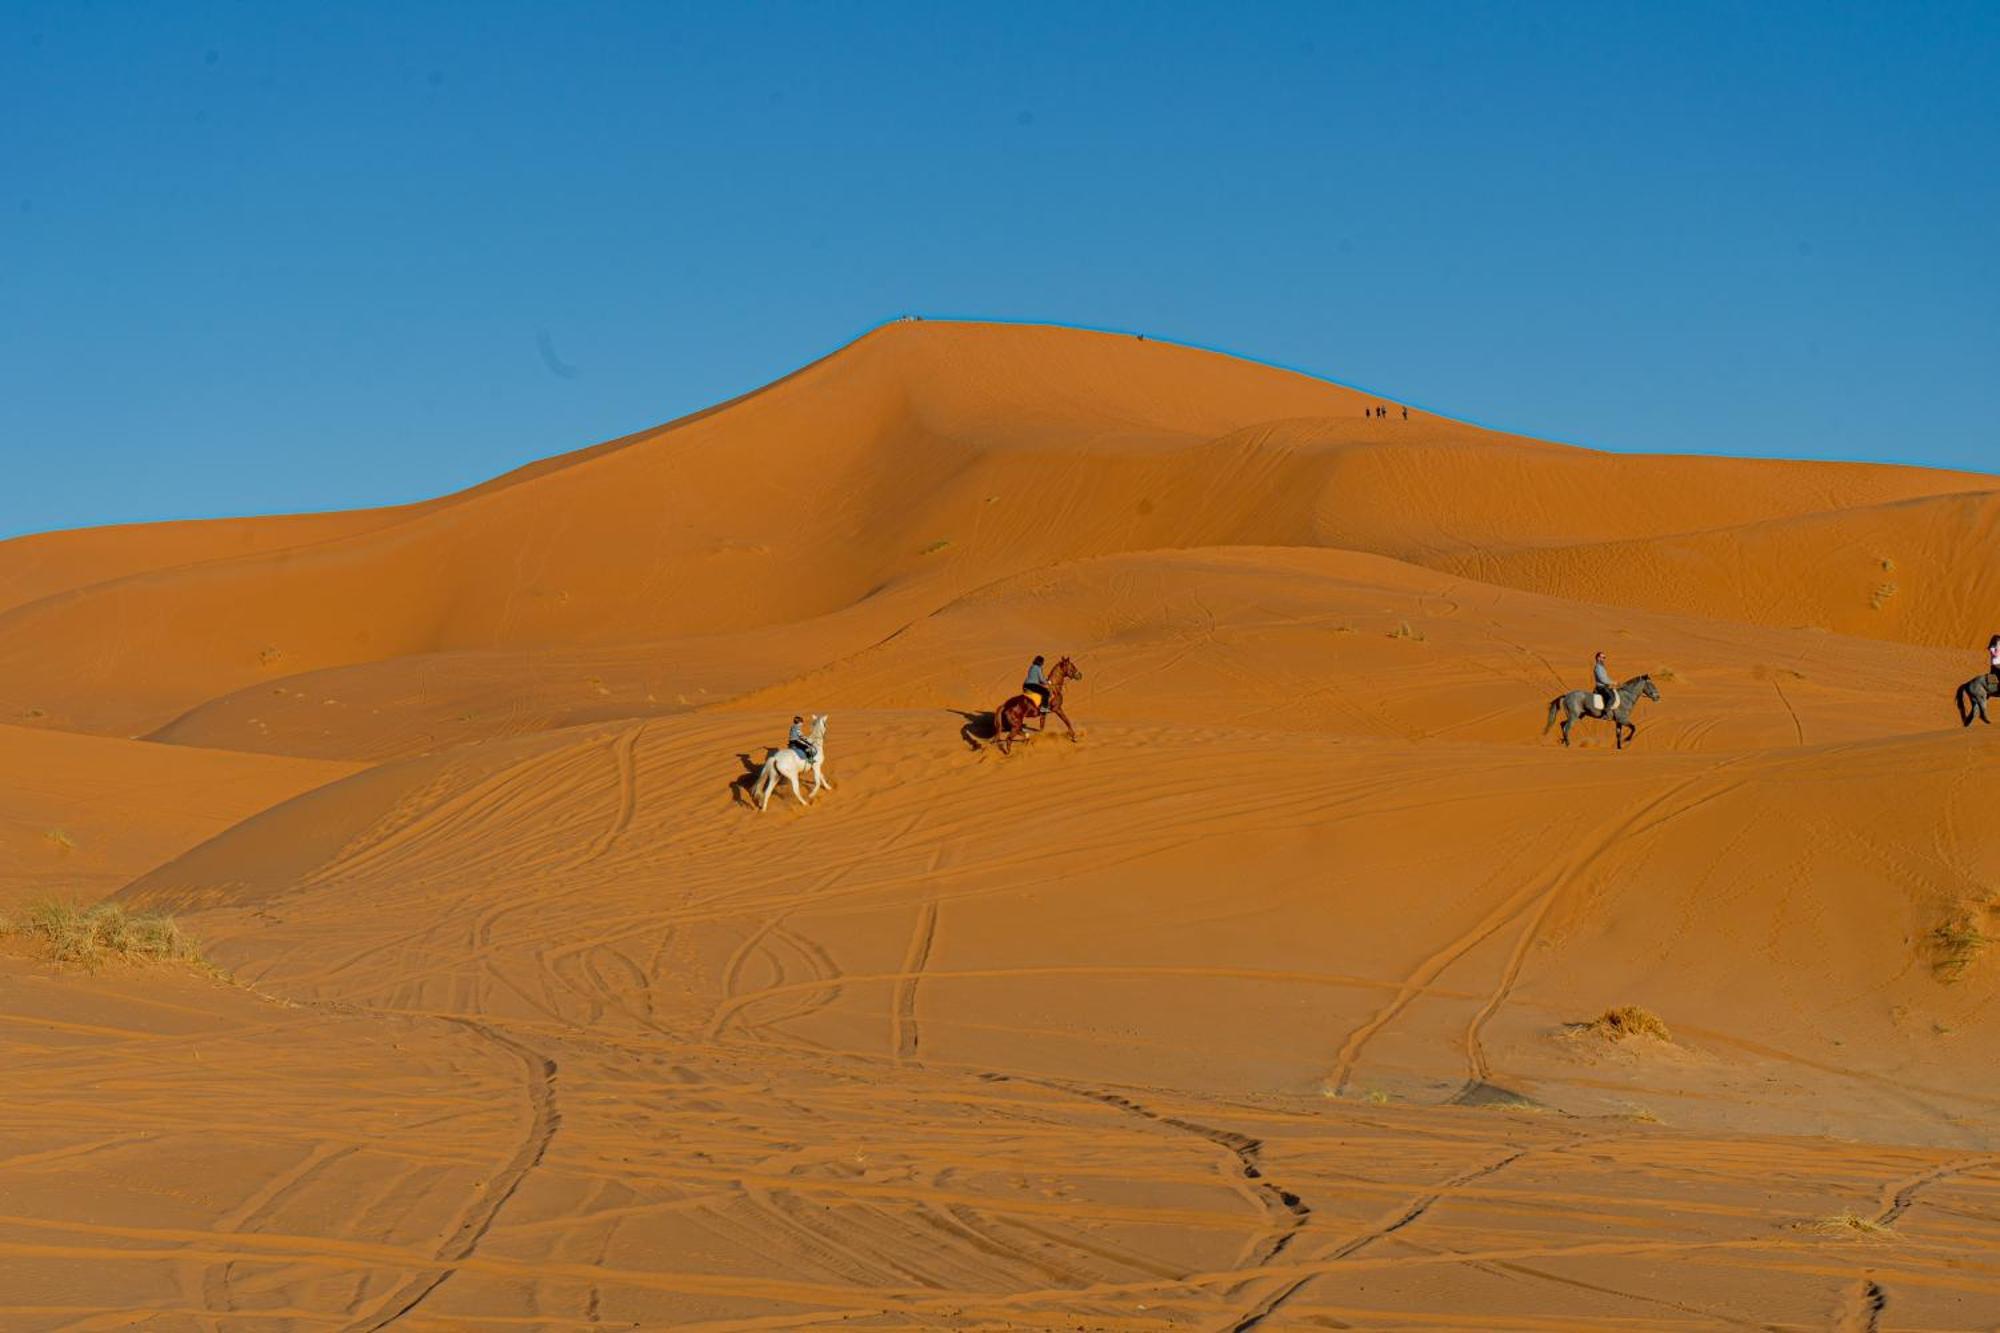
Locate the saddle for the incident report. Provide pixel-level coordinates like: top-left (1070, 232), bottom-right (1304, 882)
top-left (1589, 690), bottom-right (1614, 716)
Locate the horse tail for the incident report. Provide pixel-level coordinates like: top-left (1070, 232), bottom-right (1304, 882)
top-left (1542, 696), bottom-right (1561, 735)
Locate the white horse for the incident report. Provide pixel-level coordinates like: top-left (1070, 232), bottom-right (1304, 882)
top-left (754, 714), bottom-right (830, 810)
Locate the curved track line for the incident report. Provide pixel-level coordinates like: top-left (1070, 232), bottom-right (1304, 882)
top-left (892, 902), bottom-right (938, 1064)
top-left (346, 1020), bottom-right (559, 1331)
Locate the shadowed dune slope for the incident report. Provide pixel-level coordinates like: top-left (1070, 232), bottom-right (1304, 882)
top-left (0, 724), bottom-right (355, 912)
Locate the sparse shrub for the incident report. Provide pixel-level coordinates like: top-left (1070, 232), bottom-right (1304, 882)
top-left (1880, 557), bottom-right (1896, 572)
top-left (44, 828), bottom-right (75, 852)
top-left (5, 899), bottom-right (198, 969)
top-left (919, 539), bottom-right (952, 555)
top-left (1581, 1005), bottom-right (1672, 1042)
top-left (1931, 906), bottom-right (1993, 983)
top-left (1390, 620), bottom-right (1426, 642)
top-left (1653, 667), bottom-right (1678, 682)
top-left (1870, 582), bottom-right (1898, 611)
top-left (1794, 1210), bottom-right (1892, 1240)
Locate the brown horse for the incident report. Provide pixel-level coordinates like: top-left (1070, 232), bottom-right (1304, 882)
top-left (992, 656), bottom-right (1082, 754)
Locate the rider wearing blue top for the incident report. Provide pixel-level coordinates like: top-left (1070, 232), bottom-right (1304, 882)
top-left (787, 715), bottom-right (817, 762)
top-left (1024, 656), bottom-right (1051, 713)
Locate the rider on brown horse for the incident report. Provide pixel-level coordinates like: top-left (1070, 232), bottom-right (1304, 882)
top-left (1023, 656), bottom-right (1051, 716)
top-left (990, 655), bottom-right (1082, 754)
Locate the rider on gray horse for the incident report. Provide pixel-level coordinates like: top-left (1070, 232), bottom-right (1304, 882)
top-left (1989, 634), bottom-right (2000, 689)
top-left (1592, 651), bottom-right (1616, 715)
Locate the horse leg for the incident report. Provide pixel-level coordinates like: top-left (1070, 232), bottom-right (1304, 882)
top-left (1050, 703), bottom-right (1076, 741)
top-left (787, 768), bottom-right (808, 806)
top-left (755, 764), bottom-right (774, 811)
top-left (1560, 713), bottom-right (1571, 746)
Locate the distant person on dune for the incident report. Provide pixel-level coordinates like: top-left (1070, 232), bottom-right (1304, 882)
top-left (787, 715), bottom-right (818, 762)
top-left (1592, 651), bottom-right (1616, 714)
top-left (1023, 656), bottom-right (1051, 714)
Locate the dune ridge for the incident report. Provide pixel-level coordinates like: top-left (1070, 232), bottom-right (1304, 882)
top-left (3, 320), bottom-right (1997, 1328)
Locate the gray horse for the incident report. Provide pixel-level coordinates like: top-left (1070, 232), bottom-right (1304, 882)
top-left (1544, 674), bottom-right (1660, 749)
top-left (1956, 672), bottom-right (1998, 727)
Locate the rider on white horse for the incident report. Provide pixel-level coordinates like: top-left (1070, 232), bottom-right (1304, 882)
top-left (1591, 651), bottom-right (1616, 715)
top-left (757, 714), bottom-right (830, 810)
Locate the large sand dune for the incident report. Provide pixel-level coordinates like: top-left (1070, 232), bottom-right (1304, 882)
top-left (3, 321), bottom-right (1997, 1328)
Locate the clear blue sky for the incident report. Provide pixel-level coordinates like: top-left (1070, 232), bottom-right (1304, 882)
top-left (5, 2), bottom-right (1995, 539)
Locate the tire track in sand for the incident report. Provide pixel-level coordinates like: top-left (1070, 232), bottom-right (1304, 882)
top-left (1224, 1142), bottom-right (1535, 1332)
top-left (892, 902), bottom-right (939, 1065)
top-left (1329, 760), bottom-right (1747, 1096)
top-left (983, 1074), bottom-right (1309, 1283)
top-left (578, 723), bottom-right (644, 865)
top-left (346, 1020), bottom-right (559, 1331)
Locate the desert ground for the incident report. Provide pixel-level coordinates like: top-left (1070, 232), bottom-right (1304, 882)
top-left (2, 320), bottom-right (1996, 1330)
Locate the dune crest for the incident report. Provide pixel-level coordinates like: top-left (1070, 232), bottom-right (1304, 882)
top-left (6, 321), bottom-right (1998, 1327)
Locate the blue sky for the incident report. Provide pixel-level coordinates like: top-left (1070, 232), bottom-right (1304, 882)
top-left (4, 2), bottom-right (1995, 538)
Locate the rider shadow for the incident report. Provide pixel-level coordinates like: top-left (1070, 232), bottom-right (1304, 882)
top-left (950, 707), bottom-right (995, 752)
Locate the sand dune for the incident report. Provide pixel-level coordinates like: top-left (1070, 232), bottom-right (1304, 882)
top-left (0, 723), bottom-right (354, 912)
top-left (4, 321), bottom-right (1998, 1327)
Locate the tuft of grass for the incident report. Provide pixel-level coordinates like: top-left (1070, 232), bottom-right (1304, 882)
top-left (1362, 1088), bottom-right (1391, 1105)
top-left (4, 899), bottom-right (199, 969)
top-left (918, 539), bottom-right (952, 556)
top-left (1389, 620), bottom-right (1426, 642)
top-left (44, 828), bottom-right (76, 852)
top-left (1580, 1005), bottom-right (1672, 1043)
top-left (1793, 1210), bottom-right (1893, 1240)
top-left (1653, 667), bottom-right (1678, 683)
top-left (1870, 582), bottom-right (1898, 611)
top-left (1930, 906), bottom-right (1994, 983)
top-left (1880, 557), bottom-right (1896, 572)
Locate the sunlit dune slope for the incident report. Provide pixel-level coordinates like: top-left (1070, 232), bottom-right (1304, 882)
top-left (12, 319), bottom-right (2000, 1328)
top-left (122, 707), bottom-right (2000, 1149)
top-left (1, 321), bottom-right (1991, 744)
top-left (1446, 486), bottom-right (2000, 646)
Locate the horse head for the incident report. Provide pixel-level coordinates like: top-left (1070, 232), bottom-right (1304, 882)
top-left (1639, 677), bottom-right (1660, 702)
top-left (810, 713), bottom-right (829, 739)
top-left (1056, 656), bottom-right (1082, 682)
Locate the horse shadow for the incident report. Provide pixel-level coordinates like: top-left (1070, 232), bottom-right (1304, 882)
top-left (728, 751), bottom-right (767, 807)
top-left (950, 706), bottom-right (996, 752)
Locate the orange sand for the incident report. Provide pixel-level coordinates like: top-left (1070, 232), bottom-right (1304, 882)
top-left (1, 321), bottom-right (1995, 1328)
